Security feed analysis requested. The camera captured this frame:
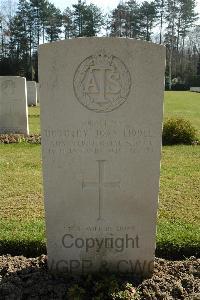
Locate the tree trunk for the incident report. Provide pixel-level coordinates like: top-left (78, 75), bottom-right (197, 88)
top-left (37, 8), bottom-right (40, 47)
top-left (176, 17), bottom-right (180, 51)
top-left (159, 0), bottom-right (164, 44)
top-left (42, 25), bottom-right (45, 43)
top-left (146, 16), bottom-right (149, 41)
top-left (169, 46), bottom-right (173, 90)
top-left (168, 0), bottom-right (176, 90)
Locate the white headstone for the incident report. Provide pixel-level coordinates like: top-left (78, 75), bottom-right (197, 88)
top-left (27, 81), bottom-right (37, 106)
top-left (39, 38), bottom-right (165, 277)
top-left (190, 87), bottom-right (200, 92)
top-left (0, 76), bottom-right (29, 135)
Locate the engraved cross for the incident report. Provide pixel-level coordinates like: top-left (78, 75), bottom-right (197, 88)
top-left (82, 160), bottom-right (120, 221)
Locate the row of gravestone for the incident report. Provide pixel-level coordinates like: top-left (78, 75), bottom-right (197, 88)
top-left (0, 77), bottom-right (39, 135)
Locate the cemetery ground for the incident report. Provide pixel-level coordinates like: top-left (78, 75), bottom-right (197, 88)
top-left (0, 91), bottom-right (199, 299)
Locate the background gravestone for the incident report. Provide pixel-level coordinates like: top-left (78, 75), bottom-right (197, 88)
top-left (39, 38), bottom-right (165, 277)
top-left (27, 81), bottom-right (37, 106)
top-left (190, 87), bottom-right (200, 92)
top-left (0, 76), bottom-right (29, 135)
top-left (36, 83), bottom-right (40, 103)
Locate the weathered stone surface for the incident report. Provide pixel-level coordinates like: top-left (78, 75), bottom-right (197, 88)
top-left (0, 76), bottom-right (29, 134)
top-left (39, 38), bottom-right (165, 276)
top-left (27, 81), bottom-right (37, 106)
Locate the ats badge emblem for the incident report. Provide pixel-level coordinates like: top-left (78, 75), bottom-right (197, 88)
top-left (73, 49), bottom-right (131, 113)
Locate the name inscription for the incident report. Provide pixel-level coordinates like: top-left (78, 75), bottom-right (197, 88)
top-left (43, 119), bottom-right (155, 156)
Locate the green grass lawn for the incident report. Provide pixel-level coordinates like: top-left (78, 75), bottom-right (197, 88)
top-left (29, 106), bottom-right (40, 134)
top-left (0, 91), bottom-right (199, 257)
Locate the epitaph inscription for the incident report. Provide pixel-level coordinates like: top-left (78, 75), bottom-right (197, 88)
top-left (73, 49), bottom-right (131, 112)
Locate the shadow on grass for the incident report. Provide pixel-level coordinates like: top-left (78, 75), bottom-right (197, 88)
top-left (28, 114), bottom-right (40, 117)
top-left (156, 242), bottom-right (200, 259)
top-left (0, 240), bottom-right (199, 260)
top-left (0, 241), bottom-right (46, 257)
